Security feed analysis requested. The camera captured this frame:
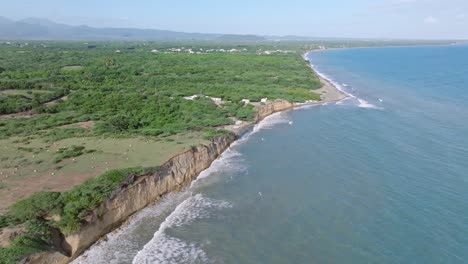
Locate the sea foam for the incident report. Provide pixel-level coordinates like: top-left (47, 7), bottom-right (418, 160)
top-left (131, 194), bottom-right (231, 264)
top-left (73, 148), bottom-right (244, 264)
top-left (305, 52), bottom-right (382, 110)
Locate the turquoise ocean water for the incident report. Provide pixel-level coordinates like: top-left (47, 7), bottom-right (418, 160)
top-left (74, 45), bottom-right (468, 264)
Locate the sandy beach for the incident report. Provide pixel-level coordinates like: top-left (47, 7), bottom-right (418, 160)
top-left (313, 76), bottom-right (347, 102)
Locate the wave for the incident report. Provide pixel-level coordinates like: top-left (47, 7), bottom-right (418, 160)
top-left (191, 148), bottom-right (245, 186)
top-left (130, 111), bottom-right (297, 263)
top-left (305, 53), bottom-right (382, 110)
top-left (73, 148), bottom-right (245, 264)
top-left (357, 98), bottom-right (380, 109)
top-left (234, 111), bottom-right (292, 146)
top-left (71, 192), bottom-right (187, 264)
top-left (132, 194), bottom-right (231, 264)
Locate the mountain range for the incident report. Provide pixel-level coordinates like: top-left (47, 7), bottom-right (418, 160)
top-left (0, 17), bottom-right (274, 41)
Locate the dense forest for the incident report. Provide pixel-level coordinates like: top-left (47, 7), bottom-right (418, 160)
top-left (0, 42), bottom-right (321, 140)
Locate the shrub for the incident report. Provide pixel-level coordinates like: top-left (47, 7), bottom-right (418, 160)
top-left (53, 145), bottom-right (93, 163)
top-left (0, 235), bottom-right (47, 264)
top-left (57, 167), bottom-right (152, 234)
top-left (9, 192), bottom-right (62, 222)
top-left (235, 104), bottom-right (255, 121)
top-left (203, 128), bottom-right (235, 140)
top-left (0, 215), bottom-right (19, 229)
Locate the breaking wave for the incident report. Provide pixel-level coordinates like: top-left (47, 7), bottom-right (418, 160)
top-left (305, 52), bottom-right (382, 110)
top-left (131, 194), bottom-right (231, 264)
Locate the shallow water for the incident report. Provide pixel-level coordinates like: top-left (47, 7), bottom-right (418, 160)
top-left (74, 45), bottom-right (468, 264)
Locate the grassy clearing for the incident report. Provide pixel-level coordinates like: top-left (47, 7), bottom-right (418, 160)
top-left (60, 65), bottom-right (83, 71)
top-left (0, 133), bottom-right (208, 212)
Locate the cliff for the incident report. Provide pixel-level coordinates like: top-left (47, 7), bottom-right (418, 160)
top-left (29, 135), bottom-right (234, 264)
top-left (255, 100), bottom-right (295, 121)
top-left (28, 100), bottom-right (295, 264)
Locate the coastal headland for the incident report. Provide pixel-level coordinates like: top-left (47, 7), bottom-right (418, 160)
top-left (0, 42), bottom-right (344, 263)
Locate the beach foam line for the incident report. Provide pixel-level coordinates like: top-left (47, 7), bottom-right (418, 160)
top-left (306, 55), bottom-right (382, 110)
top-left (131, 194), bottom-right (231, 264)
top-left (191, 148), bottom-right (246, 187)
top-left (357, 98), bottom-right (379, 109)
top-left (71, 192), bottom-right (187, 264)
top-left (233, 110), bottom-right (292, 146)
top-left (72, 147), bottom-right (245, 264)
top-left (130, 112), bottom-right (298, 263)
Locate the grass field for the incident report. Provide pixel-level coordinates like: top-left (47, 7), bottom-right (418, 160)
top-left (0, 133), bottom-right (207, 213)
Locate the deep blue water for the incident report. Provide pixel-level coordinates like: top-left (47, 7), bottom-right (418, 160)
top-left (74, 45), bottom-right (468, 264)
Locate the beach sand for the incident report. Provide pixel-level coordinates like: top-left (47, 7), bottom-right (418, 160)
top-left (314, 76), bottom-right (347, 102)
top-left (223, 73), bottom-right (346, 136)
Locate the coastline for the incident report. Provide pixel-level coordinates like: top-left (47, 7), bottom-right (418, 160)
top-left (28, 52), bottom-right (347, 264)
top-left (224, 51), bottom-right (347, 136)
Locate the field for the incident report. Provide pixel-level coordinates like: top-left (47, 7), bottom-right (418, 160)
top-left (0, 133), bottom-right (207, 213)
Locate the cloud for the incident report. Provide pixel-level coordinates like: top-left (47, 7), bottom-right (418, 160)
top-left (424, 16), bottom-right (438, 24)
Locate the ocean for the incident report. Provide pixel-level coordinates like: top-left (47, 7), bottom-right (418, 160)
top-left (73, 45), bottom-right (468, 264)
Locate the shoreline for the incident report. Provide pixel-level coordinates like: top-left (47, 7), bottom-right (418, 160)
top-left (224, 52), bottom-right (347, 136)
top-left (28, 53), bottom-right (347, 264)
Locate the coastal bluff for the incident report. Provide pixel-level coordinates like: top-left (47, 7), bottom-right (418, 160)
top-left (26, 100), bottom-right (295, 264)
top-left (255, 100), bottom-right (294, 122)
top-left (28, 135), bottom-right (234, 263)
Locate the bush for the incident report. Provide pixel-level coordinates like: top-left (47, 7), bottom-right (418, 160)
top-left (0, 215), bottom-right (19, 229)
top-left (9, 192), bottom-right (62, 222)
top-left (52, 145), bottom-right (94, 163)
top-left (235, 104), bottom-right (255, 121)
top-left (0, 235), bottom-right (47, 264)
top-left (203, 128), bottom-right (235, 140)
top-left (57, 167), bottom-right (152, 234)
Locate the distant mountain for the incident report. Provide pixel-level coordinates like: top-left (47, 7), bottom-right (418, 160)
top-left (216, 34), bottom-right (266, 42)
top-left (0, 17), bottom-right (269, 42)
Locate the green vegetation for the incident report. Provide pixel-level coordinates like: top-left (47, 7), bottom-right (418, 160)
top-left (53, 145), bottom-right (95, 163)
top-left (0, 84), bottom-right (68, 115)
top-left (57, 167), bottom-right (154, 234)
top-left (0, 42), bottom-right (321, 141)
top-left (9, 192), bottom-right (62, 222)
top-left (0, 235), bottom-right (48, 264)
top-left (224, 102), bottom-right (256, 121)
top-left (4, 167), bottom-right (154, 234)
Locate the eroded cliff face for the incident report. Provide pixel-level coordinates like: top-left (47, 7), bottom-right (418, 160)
top-left (30, 100), bottom-right (295, 264)
top-left (255, 100), bottom-right (294, 121)
top-left (30, 135), bottom-right (234, 264)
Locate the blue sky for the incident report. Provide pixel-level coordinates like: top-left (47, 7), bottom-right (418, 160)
top-left (2, 0), bottom-right (468, 39)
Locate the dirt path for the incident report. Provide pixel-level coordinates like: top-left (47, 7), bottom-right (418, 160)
top-left (0, 94), bottom-right (69, 119)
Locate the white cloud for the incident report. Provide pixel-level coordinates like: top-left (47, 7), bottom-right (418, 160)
top-left (424, 16), bottom-right (439, 24)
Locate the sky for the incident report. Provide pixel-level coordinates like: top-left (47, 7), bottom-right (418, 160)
top-left (1, 0), bottom-right (468, 39)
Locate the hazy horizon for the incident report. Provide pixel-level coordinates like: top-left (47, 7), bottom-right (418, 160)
top-left (2, 0), bottom-right (468, 40)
